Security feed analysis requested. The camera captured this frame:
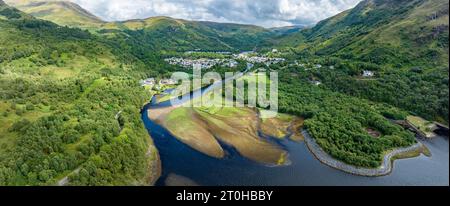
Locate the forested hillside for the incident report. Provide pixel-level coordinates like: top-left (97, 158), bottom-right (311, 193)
top-left (278, 0), bottom-right (448, 67)
top-left (99, 17), bottom-right (274, 52)
top-left (1, 0), bottom-right (448, 182)
top-left (276, 67), bottom-right (416, 168)
top-left (275, 0), bottom-right (449, 123)
top-left (6, 0), bottom-right (275, 51)
top-left (0, 3), bottom-right (161, 185)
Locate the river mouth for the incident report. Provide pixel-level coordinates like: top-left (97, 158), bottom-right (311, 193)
top-left (142, 100), bottom-right (449, 186)
top-left (141, 72), bottom-right (449, 186)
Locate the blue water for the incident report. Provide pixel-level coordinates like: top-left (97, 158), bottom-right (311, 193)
top-left (141, 101), bottom-right (449, 186)
top-left (142, 73), bottom-right (449, 186)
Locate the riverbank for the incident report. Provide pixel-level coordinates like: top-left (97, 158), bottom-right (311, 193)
top-left (143, 103), bottom-right (449, 185)
top-left (146, 143), bottom-right (161, 185)
top-left (302, 130), bottom-right (424, 177)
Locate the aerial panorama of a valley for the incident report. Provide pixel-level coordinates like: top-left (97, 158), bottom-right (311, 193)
top-left (0, 0), bottom-right (448, 186)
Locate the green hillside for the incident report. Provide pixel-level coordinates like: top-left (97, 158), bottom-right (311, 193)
top-left (1, 0), bottom-right (448, 183)
top-left (99, 17), bottom-right (274, 51)
top-left (4, 0), bottom-right (104, 28)
top-left (275, 0), bottom-right (449, 123)
top-left (6, 0), bottom-right (275, 51)
top-left (279, 0), bottom-right (449, 68)
top-left (0, 3), bottom-right (161, 185)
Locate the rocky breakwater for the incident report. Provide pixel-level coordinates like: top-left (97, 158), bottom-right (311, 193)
top-left (302, 130), bottom-right (423, 177)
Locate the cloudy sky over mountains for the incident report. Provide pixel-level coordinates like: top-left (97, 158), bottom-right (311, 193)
top-left (72, 0), bottom-right (361, 27)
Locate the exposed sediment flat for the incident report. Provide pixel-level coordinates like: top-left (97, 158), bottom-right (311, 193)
top-left (196, 107), bottom-right (288, 165)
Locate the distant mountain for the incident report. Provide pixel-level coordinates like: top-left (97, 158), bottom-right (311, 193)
top-left (5, 0), bottom-right (276, 51)
top-left (269, 25), bottom-right (306, 35)
top-left (98, 16), bottom-right (274, 51)
top-left (4, 0), bottom-right (104, 28)
top-left (277, 0), bottom-right (449, 68)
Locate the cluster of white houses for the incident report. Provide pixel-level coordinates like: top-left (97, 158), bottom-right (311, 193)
top-left (243, 56), bottom-right (285, 65)
top-left (293, 61), bottom-right (375, 77)
top-left (234, 51), bottom-right (286, 66)
top-left (362, 70), bottom-right (375, 77)
top-left (158, 51), bottom-right (376, 89)
top-left (164, 50), bottom-right (288, 70)
top-left (164, 57), bottom-right (238, 69)
top-left (139, 78), bottom-right (177, 87)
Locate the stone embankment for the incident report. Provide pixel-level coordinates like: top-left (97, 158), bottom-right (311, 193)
top-left (302, 130), bottom-right (423, 177)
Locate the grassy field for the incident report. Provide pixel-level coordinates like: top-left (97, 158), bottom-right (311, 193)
top-left (0, 100), bottom-right (52, 153)
top-left (406, 115), bottom-right (437, 138)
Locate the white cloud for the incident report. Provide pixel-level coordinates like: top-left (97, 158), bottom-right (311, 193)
top-left (71, 0), bottom-right (362, 27)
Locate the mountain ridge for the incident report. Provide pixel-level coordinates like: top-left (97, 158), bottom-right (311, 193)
top-left (4, 0), bottom-right (104, 27)
top-left (271, 0), bottom-right (449, 123)
top-left (4, 0), bottom-right (277, 51)
top-left (5, 0), bottom-right (271, 30)
top-left (276, 0), bottom-right (449, 68)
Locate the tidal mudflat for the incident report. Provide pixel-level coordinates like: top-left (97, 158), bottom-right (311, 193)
top-left (143, 73), bottom-right (448, 186)
top-left (148, 99), bottom-right (297, 165)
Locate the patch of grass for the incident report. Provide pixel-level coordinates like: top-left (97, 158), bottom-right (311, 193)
top-left (0, 101), bottom-right (52, 153)
top-left (165, 107), bottom-right (191, 126)
top-left (407, 115), bottom-right (437, 137)
top-left (392, 144), bottom-right (432, 161)
top-left (81, 77), bottom-right (107, 97)
top-left (260, 110), bottom-right (295, 138)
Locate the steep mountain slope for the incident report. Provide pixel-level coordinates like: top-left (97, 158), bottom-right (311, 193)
top-left (269, 25), bottom-right (305, 35)
top-left (275, 0), bottom-right (449, 123)
top-left (0, 3), bottom-right (160, 185)
top-left (4, 0), bottom-right (104, 28)
top-left (278, 0), bottom-right (449, 68)
top-left (100, 16), bottom-right (274, 51)
top-left (6, 0), bottom-right (275, 51)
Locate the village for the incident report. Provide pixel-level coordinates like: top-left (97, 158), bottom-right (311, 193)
top-left (164, 57), bottom-right (239, 69)
top-left (234, 51), bottom-right (286, 66)
top-left (164, 50), bottom-right (287, 70)
top-left (147, 50), bottom-right (380, 89)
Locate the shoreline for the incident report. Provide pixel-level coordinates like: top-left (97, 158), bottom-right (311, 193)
top-left (142, 95), bottom-right (162, 186)
top-left (302, 130), bottom-right (424, 177)
top-left (146, 144), bottom-right (162, 186)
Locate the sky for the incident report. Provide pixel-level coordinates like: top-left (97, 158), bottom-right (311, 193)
top-left (71, 0), bottom-right (362, 28)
